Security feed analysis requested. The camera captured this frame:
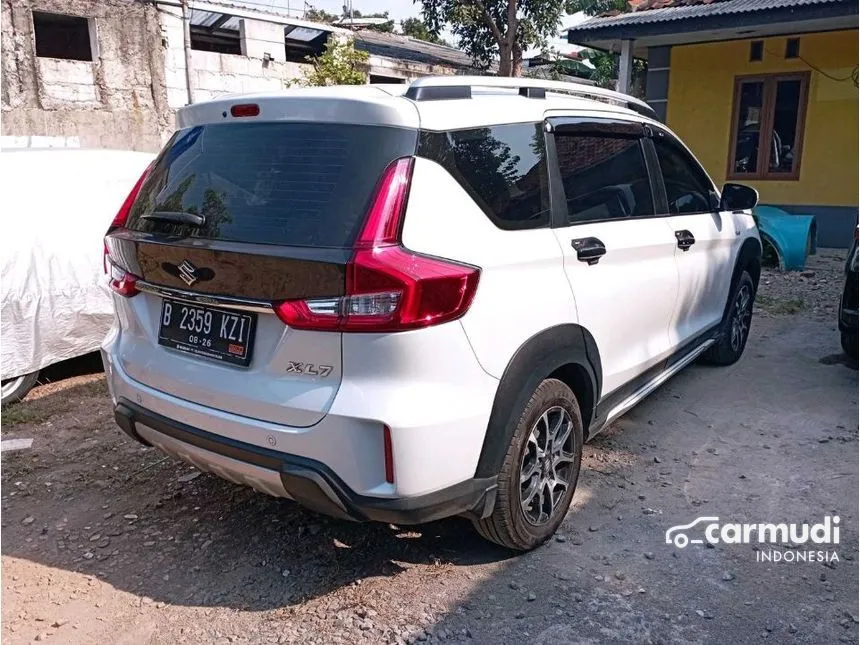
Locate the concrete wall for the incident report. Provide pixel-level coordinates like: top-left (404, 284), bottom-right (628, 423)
top-left (240, 17), bottom-right (286, 62)
top-left (159, 5), bottom-right (312, 108)
top-left (364, 54), bottom-right (459, 83)
top-left (1, 0), bottom-right (171, 151)
top-left (2, 1), bottom-right (465, 153)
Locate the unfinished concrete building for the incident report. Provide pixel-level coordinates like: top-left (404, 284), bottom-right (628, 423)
top-left (1, 0), bottom-right (477, 152)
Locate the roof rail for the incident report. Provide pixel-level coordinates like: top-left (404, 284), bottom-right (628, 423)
top-left (404, 76), bottom-right (657, 120)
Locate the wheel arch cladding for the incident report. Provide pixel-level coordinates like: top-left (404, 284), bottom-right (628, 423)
top-left (719, 237), bottom-right (761, 324)
top-left (473, 324), bottom-right (601, 478)
top-left (736, 237), bottom-right (763, 290)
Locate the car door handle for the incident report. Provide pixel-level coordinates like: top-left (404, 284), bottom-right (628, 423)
top-left (675, 230), bottom-right (695, 251)
top-left (572, 237), bottom-right (606, 265)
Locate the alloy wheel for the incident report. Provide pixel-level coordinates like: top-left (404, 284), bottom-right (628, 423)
top-left (519, 406), bottom-right (576, 526)
top-left (730, 283), bottom-right (752, 352)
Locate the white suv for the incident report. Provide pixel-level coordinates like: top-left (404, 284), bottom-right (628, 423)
top-left (102, 77), bottom-right (761, 551)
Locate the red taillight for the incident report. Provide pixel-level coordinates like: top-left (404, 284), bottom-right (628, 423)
top-left (355, 158), bottom-right (414, 248)
top-left (106, 257), bottom-right (139, 297)
top-left (273, 157), bottom-right (480, 332)
top-left (104, 164), bottom-right (150, 294)
top-left (230, 103), bottom-right (260, 117)
top-left (111, 163), bottom-right (152, 229)
top-left (383, 425), bottom-right (394, 484)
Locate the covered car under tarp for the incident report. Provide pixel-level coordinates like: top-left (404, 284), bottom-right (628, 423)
top-left (1, 148), bottom-right (154, 395)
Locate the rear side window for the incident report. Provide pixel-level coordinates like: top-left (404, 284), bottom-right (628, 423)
top-left (126, 123), bottom-right (417, 248)
top-left (554, 134), bottom-right (655, 224)
top-left (418, 123), bottom-right (550, 230)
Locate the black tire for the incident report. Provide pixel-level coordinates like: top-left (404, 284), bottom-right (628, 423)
top-left (1, 371), bottom-right (39, 406)
top-left (702, 271), bottom-right (755, 366)
top-left (473, 378), bottom-right (583, 551)
top-left (841, 331), bottom-right (858, 358)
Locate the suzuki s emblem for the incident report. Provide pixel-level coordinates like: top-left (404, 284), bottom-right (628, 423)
top-left (178, 260), bottom-right (198, 286)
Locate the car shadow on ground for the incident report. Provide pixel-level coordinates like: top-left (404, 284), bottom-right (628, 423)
top-left (2, 364), bottom-right (519, 611)
top-left (2, 320), bottom-right (858, 644)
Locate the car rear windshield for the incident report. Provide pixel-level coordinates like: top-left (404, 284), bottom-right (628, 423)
top-left (126, 122), bottom-right (417, 248)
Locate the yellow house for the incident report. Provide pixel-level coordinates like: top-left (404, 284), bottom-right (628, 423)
top-left (568, 0), bottom-right (858, 247)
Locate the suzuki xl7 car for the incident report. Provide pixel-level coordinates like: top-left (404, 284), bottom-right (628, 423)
top-left (103, 77), bottom-right (761, 550)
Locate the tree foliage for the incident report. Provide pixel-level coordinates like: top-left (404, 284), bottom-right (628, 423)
top-left (342, 7), bottom-right (395, 32)
top-left (567, 0), bottom-right (647, 96)
top-left (401, 17), bottom-right (448, 45)
top-left (300, 38), bottom-right (368, 86)
top-left (304, 7), bottom-right (339, 24)
top-left (419, 0), bottom-right (577, 76)
top-left (567, 0), bottom-right (628, 15)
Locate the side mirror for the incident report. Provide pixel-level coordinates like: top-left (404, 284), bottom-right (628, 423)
top-left (720, 183), bottom-right (758, 212)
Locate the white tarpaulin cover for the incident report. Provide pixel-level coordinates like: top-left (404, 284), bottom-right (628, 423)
top-left (1, 149), bottom-right (155, 380)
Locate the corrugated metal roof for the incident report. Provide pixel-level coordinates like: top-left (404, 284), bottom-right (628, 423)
top-left (353, 30), bottom-right (478, 71)
top-left (569, 0), bottom-right (850, 31)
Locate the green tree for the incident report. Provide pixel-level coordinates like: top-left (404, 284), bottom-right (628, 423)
top-left (341, 7), bottom-right (394, 32)
top-left (419, 0), bottom-right (577, 76)
top-left (300, 38), bottom-right (369, 86)
top-left (304, 7), bottom-right (339, 23)
top-left (567, 0), bottom-right (627, 14)
top-left (567, 0), bottom-right (646, 96)
top-left (401, 16), bottom-right (447, 44)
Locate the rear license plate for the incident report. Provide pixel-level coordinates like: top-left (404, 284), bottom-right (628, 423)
top-left (158, 299), bottom-right (257, 367)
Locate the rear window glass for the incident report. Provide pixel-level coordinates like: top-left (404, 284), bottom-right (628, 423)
top-left (126, 123), bottom-right (417, 248)
top-left (418, 123), bottom-right (550, 230)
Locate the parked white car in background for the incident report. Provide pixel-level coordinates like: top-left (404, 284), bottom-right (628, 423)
top-left (1, 148), bottom-right (155, 405)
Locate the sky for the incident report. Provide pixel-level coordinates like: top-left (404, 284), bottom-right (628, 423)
top-left (228, 0), bottom-right (589, 57)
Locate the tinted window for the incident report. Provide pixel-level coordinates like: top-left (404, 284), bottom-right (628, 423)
top-left (418, 123), bottom-right (550, 230)
top-left (126, 123), bottom-right (417, 248)
top-left (653, 138), bottom-right (714, 215)
top-left (555, 135), bottom-right (654, 223)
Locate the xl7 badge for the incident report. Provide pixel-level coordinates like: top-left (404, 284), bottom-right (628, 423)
top-left (285, 361), bottom-right (333, 378)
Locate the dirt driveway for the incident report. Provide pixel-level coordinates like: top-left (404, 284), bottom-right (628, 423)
top-left (2, 253), bottom-right (858, 645)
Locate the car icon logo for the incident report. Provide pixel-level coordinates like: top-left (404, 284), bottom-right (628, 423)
top-left (665, 516), bottom-right (720, 548)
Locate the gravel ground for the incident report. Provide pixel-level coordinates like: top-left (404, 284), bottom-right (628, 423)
top-left (2, 249), bottom-right (857, 645)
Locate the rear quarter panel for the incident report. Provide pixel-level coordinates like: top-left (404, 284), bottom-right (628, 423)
top-left (401, 157), bottom-right (576, 379)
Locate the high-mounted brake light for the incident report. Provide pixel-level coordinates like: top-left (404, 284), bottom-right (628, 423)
top-left (230, 103), bottom-right (260, 117)
top-left (274, 157), bottom-right (481, 332)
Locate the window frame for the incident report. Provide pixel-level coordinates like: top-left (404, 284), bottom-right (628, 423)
top-left (646, 128), bottom-right (720, 216)
top-left (726, 71), bottom-right (811, 182)
top-left (32, 10), bottom-right (98, 62)
top-left (546, 116), bottom-right (662, 227)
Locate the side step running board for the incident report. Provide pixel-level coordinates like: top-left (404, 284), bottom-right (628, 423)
top-left (604, 339), bottom-right (715, 426)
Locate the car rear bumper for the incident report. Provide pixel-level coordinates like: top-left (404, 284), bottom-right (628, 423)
top-left (114, 399), bottom-right (497, 524)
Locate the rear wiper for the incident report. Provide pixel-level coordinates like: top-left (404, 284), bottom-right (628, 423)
top-left (140, 211), bottom-right (205, 227)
